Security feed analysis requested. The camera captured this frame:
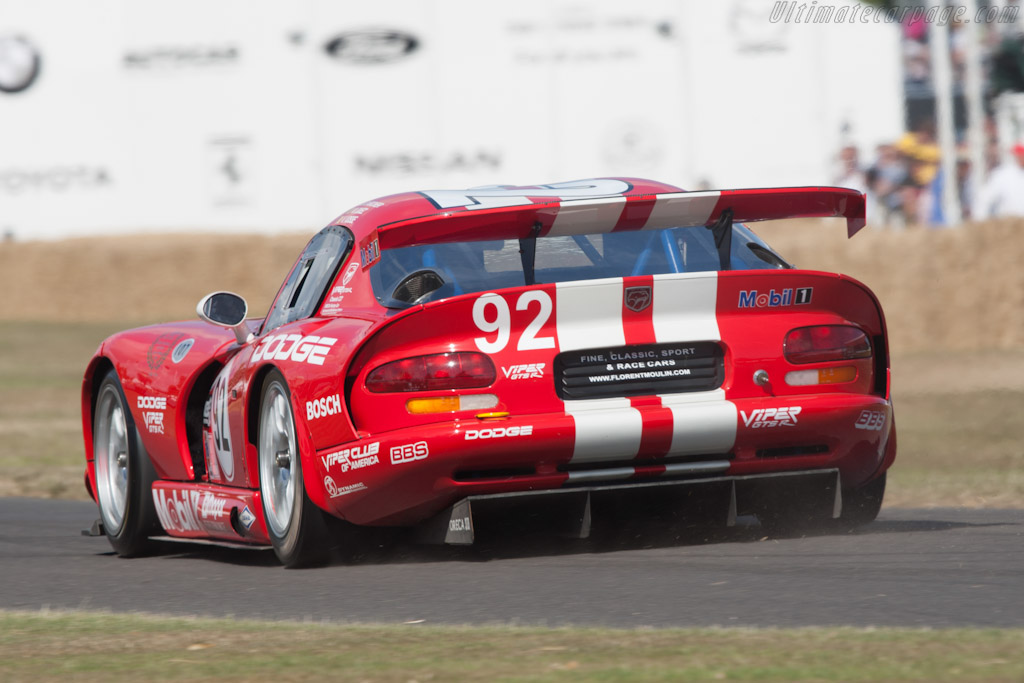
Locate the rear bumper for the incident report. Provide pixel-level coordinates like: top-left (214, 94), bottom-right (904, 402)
top-left (415, 468), bottom-right (843, 545)
top-left (308, 392), bottom-right (893, 526)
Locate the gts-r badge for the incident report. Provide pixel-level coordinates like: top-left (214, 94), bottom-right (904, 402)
top-left (741, 406), bottom-right (801, 429)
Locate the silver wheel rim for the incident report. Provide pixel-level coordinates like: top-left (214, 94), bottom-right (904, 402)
top-left (94, 386), bottom-right (130, 534)
top-left (259, 382), bottom-right (297, 537)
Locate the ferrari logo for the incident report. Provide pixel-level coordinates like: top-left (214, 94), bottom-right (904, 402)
top-left (624, 286), bottom-right (652, 312)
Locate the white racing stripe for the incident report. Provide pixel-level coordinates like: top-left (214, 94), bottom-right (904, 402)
top-left (651, 273), bottom-right (720, 343)
top-left (660, 391), bottom-right (737, 456)
top-left (555, 278), bottom-right (625, 351)
top-left (548, 197), bottom-right (627, 236)
top-left (642, 191), bottom-right (721, 230)
top-left (565, 398), bottom-right (643, 463)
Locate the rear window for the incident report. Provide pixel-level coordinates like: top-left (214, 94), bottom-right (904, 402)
top-left (371, 224), bottom-right (790, 308)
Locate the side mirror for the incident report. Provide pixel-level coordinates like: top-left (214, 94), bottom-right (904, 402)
top-left (197, 291), bottom-right (253, 345)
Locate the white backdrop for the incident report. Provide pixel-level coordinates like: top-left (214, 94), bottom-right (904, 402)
top-left (0, 0), bottom-right (902, 239)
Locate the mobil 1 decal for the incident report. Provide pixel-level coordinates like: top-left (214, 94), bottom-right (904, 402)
top-left (737, 287), bottom-right (812, 309)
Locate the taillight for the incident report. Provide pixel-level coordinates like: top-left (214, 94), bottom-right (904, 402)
top-left (366, 352), bottom-right (496, 393)
top-left (784, 325), bottom-right (872, 364)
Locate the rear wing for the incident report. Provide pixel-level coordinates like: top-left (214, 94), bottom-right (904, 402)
top-left (373, 186), bottom-right (867, 253)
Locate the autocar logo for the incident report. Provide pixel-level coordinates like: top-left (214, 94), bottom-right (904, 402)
top-left (323, 30), bottom-right (419, 64)
top-left (0, 34), bottom-right (42, 94)
top-left (624, 286), bottom-right (652, 312)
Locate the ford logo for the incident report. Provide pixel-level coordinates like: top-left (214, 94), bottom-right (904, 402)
top-left (324, 30), bottom-right (419, 64)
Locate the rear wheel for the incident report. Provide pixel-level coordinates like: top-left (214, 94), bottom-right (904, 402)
top-left (836, 472), bottom-right (886, 529)
top-left (93, 370), bottom-right (159, 556)
top-left (258, 370), bottom-right (332, 568)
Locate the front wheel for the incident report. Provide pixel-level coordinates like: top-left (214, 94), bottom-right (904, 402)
top-left (93, 370), bottom-right (159, 556)
top-left (258, 370), bottom-right (332, 568)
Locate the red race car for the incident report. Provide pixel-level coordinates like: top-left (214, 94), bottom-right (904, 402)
top-left (82, 178), bottom-right (895, 567)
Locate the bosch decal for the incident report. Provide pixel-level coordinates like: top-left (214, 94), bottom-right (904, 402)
top-left (307, 394), bottom-right (342, 420)
top-left (738, 287), bottom-right (812, 308)
top-left (390, 441), bottom-right (429, 465)
top-left (741, 407), bottom-right (802, 429)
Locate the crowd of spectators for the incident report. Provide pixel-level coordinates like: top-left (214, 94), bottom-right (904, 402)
top-left (835, 121), bottom-right (1024, 228)
top-left (834, 2), bottom-right (1024, 228)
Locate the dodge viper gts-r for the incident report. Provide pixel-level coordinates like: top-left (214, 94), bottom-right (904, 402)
top-left (82, 178), bottom-right (895, 567)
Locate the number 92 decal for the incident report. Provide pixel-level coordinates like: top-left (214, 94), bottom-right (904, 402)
top-left (472, 291), bottom-right (555, 354)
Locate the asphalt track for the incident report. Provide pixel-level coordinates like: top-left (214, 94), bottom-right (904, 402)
top-left (1, 498), bottom-right (1022, 628)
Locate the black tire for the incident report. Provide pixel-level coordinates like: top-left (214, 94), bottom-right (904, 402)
top-left (92, 369), bottom-right (160, 556)
top-left (836, 472), bottom-right (886, 529)
top-left (257, 369), bottom-right (333, 568)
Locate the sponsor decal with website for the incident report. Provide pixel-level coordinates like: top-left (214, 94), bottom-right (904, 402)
top-left (306, 394), bottom-right (342, 420)
top-left (148, 332), bottom-right (186, 370)
top-left (502, 363), bottom-right (545, 380)
top-left (142, 411), bottom-right (165, 434)
top-left (624, 286), bottom-right (652, 312)
top-left (321, 442), bottom-right (380, 473)
top-left (854, 409), bottom-right (886, 431)
top-left (741, 407), bottom-right (802, 429)
top-left (324, 476), bottom-right (368, 499)
top-left (390, 441), bottom-right (428, 465)
top-left (737, 287), bottom-right (812, 308)
top-left (465, 425), bottom-right (533, 440)
top-left (251, 334), bottom-right (338, 366)
top-left (589, 368), bottom-right (691, 383)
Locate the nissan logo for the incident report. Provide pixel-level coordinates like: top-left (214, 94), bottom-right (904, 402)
top-left (0, 34), bottom-right (41, 94)
top-left (324, 30), bottom-right (419, 64)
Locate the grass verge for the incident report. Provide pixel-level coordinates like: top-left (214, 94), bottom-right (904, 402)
top-left (2, 610), bottom-right (1023, 682)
